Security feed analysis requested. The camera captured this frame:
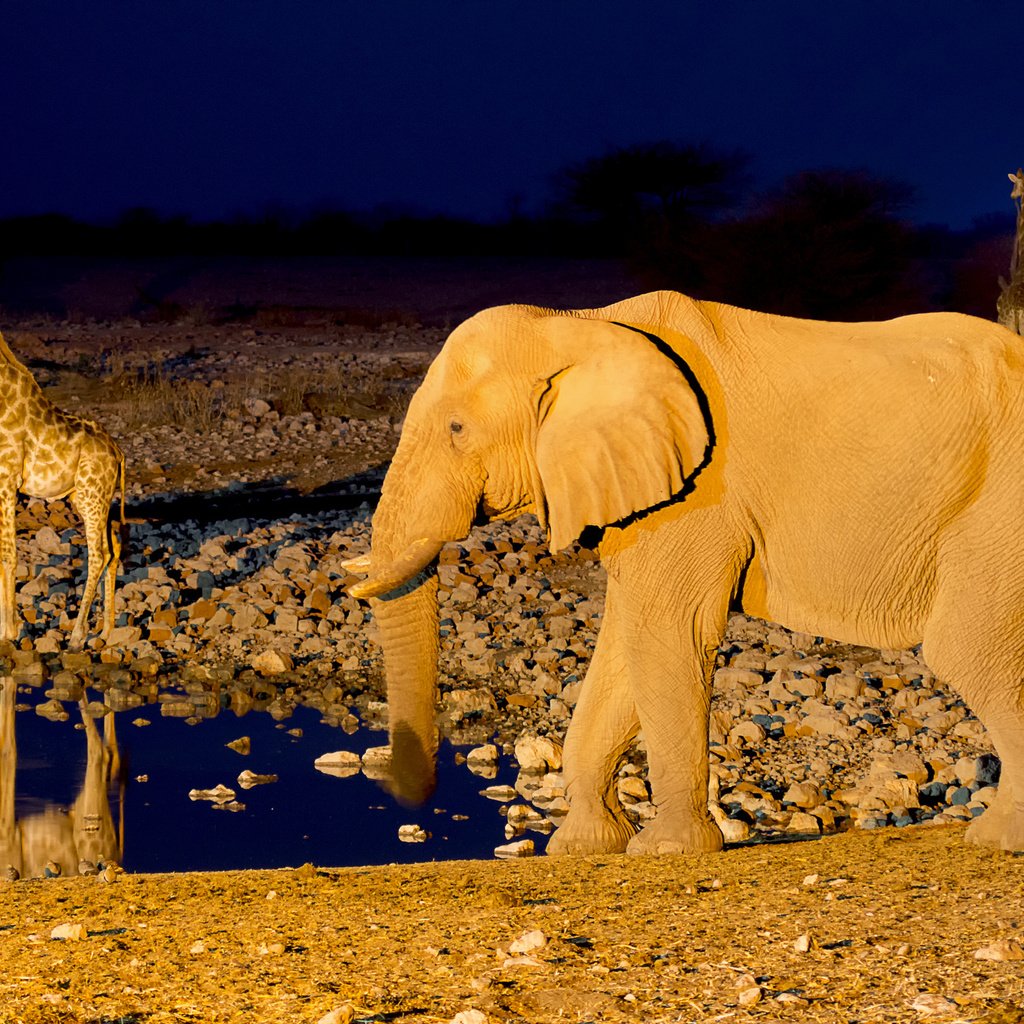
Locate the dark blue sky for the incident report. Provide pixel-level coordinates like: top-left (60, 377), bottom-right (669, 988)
top-left (2, 2), bottom-right (1019, 229)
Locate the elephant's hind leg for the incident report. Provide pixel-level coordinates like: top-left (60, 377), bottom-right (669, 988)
top-left (547, 595), bottom-right (640, 856)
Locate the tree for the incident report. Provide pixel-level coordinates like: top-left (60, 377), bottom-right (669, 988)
top-left (708, 169), bottom-right (924, 320)
top-left (553, 142), bottom-right (749, 284)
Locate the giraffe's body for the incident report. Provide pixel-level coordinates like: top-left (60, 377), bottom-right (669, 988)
top-left (0, 332), bottom-right (124, 649)
top-left (998, 169), bottom-right (1024, 336)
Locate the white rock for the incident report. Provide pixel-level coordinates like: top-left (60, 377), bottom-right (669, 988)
top-left (974, 939), bottom-right (1024, 961)
top-left (451, 1011), bottom-right (488, 1024)
top-left (514, 735), bottom-right (563, 773)
top-left (494, 839), bottom-right (534, 859)
top-left (50, 922), bottom-right (87, 941)
top-left (398, 824), bottom-right (429, 843)
top-left (237, 770), bottom-right (278, 788)
top-left (508, 929), bottom-right (547, 954)
top-left (314, 750), bottom-right (362, 778)
top-left (783, 781), bottom-right (821, 808)
top-left (480, 785), bottom-right (517, 802)
top-left (251, 649), bottom-right (293, 675)
top-left (188, 784), bottom-right (236, 803)
top-left (909, 993), bottom-right (959, 1015)
top-left (787, 811), bottom-right (822, 834)
top-left (737, 985), bottom-right (762, 1006)
top-left (317, 1006), bottom-right (355, 1024)
top-left (793, 932), bottom-right (814, 953)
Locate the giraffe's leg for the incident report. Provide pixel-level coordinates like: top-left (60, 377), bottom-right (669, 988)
top-left (0, 484), bottom-right (18, 643)
top-left (69, 492), bottom-right (111, 650)
top-left (102, 517), bottom-right (122, 638)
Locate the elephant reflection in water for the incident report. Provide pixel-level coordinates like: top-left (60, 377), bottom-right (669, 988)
top-left (0, 678), bottom-right (123, 878)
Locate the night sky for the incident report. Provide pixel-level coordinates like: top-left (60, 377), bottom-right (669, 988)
top-left (2, 2), bottom-right (1019, 229)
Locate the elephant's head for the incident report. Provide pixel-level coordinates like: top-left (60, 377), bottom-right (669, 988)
top-left (347, 303), bottom-right (712, 803)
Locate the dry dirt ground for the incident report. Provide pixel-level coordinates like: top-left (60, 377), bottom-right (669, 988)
top-left (0, 288), bottom-right (1022, 1023)
top-left (1, 828), bottom-right (1023, 1024)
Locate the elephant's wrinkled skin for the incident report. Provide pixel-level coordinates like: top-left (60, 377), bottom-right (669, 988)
top-left (347, 290), bottom-right (1024, 853)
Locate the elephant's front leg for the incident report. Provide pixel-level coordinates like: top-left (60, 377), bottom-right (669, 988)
top-left (615, 518), bottom-right (743, 855)
top-left (547, 594), bottom-right (640, 855)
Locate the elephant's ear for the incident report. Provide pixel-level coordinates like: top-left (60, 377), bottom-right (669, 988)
top-left (532, 318), bottom-right (711, 552)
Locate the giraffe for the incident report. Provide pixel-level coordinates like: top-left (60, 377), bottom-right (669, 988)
top-left (997, 168), bottom-right (1024, 335)
top-left (0, 331), bottom-right (125, 649)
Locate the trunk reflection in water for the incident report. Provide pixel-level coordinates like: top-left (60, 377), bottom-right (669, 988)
top-left (2, 678), bottom-right (520, 872)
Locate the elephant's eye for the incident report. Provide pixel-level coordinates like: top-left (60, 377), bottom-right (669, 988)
top-left (449, 420), bottom-right (463, 434)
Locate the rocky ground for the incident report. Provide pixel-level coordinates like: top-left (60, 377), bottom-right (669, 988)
top-left (0, 316), bottom-right (1021, 1022)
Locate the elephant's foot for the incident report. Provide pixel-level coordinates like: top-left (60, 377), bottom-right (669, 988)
top-left (627, 813), bottom-right (723, 856)
top-left (965, 790), bottom-right (1024, 851)
top-left (546, 807), bottom-right (637, 856)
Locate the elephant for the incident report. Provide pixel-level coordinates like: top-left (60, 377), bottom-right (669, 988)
top-left (346, 289), bottom-right (1024, 854)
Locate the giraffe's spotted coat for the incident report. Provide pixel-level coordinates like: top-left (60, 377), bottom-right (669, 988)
top-left (0, 331), bottom-right (124, 648)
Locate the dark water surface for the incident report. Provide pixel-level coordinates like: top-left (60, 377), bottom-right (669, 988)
top-left (5, 680), bottom-right (524, 874)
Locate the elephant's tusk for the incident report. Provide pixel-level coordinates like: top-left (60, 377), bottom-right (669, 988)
top-left (347, 537), bottom-right (444, 600)
top-left (340, 554), bottom-right (372, 574)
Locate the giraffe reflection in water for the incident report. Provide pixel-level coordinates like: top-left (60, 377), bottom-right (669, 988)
top-left (0, 678), bottom-right (123, 878)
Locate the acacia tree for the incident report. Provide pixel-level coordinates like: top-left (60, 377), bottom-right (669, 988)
top-left (708, 168), bottom-right (924, 320)
top-left (553, 141), bottom-right (749, 285)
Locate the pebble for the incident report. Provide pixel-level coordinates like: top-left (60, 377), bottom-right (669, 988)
top-left (50, 923), bottom-right (87, 941)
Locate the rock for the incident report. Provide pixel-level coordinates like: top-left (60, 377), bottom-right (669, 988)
top-left (728, 720), bottom-right (766, 746)
top-left (245, 398), bottom-right (272, 418)
top-left (466, 744), bottom-right (499, 777)
top-left (514, 734), bottom-right (563, 773)
top-left (398, 824), bottom-right (429, 843)
top-left (793, 932), bottom-right (815, 952)
top-left (909, 993), bottom-right (959, 1015)
top-left (50, 922), bottom-right (87, 941)
top-left (974, 753), bottom-right (1001, 787)
top-left (188, 784), bottom-right (236, 803)
top-left (494, 839), bottom-right (534, 859)
top-left (737, 985), bottom-right (763, 1006)
top-left (360, 746), bottom-right (392, 781)
top-left (237, 770), bottom-right (278, 789)
top-left (783, 781), bottom-right (821, 808)
top-left (787, 811), bottom-right (822, 834)
top-left (480, 785), bottom-right (517, 802)
top-left (314, 750), bottom-right (362, 777)
top-left (251, 649), bottom-right (293, 675)
top-left (451, 1011), bottom-right (488, 1024)
top-left (974, 939), bottom-right (1024, 961)
top-left (508, 929), bottom-right (547, 954)
top-left (775, 992), bottom-right (810, 1008)
top-left (226, 736), bottom-right (251, 755)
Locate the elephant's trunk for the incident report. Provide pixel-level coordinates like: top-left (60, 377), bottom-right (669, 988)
top-left (370, 571), bottom-right (440, 805)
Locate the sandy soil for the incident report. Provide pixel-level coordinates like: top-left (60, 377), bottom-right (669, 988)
top-left (1, 826), bottom-right (1022, 1024)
